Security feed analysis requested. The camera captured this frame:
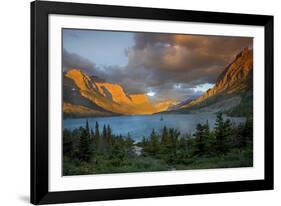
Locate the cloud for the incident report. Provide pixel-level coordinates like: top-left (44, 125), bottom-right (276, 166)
top-left (63, 49), bottom-right (148, 94)
top-left (63, 49), bottom-right (97, 75)
top-left (63, 32), bottom-right (252, 101)
top-left (127, 33), bottom-right (252, 83)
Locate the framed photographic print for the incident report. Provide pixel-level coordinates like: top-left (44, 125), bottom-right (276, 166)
top-left (31, 0), bottom-right (274, 204)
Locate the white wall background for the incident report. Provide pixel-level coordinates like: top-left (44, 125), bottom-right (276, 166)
top-left (0, 0), bottom-right (279, 205)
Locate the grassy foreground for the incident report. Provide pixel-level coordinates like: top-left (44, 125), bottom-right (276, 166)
top-left (64, 148), bottom-right (252, 175)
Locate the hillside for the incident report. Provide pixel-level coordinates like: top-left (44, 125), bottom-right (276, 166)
top-left (169, 48), bottom-right (253, 116)
top-left (63, 69), bottom-right (176, 117)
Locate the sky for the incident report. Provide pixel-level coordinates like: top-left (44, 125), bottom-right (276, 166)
top-left (63, 29), bottom-right (253, 102)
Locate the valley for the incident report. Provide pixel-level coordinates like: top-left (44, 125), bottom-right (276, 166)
top-left (63, 48), bottom-right (253, 118)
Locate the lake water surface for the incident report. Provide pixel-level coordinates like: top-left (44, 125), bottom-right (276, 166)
top-left (63, 113), bottom-right (245, 142)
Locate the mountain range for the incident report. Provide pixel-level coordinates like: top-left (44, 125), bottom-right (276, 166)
top-left (63, 47), bottom-right (253, 117)
top-left (169, 47), bottom-right (253, 115)
top-left (63, 69), bottom-right (176, 117)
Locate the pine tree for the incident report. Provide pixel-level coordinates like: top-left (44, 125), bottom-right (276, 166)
top-left (63, 129), bottom-right (73, 157)
top-left (125, 132), bottom-right (133, 147)
top-left (169, 128), bottom-right (180, 157)
top-left (89, 128), bottom-right (95, 153)
top-left (205, 120), bottom-right (210, 134)
top-left (102, 124), bottom-right (107, 139)
top-left (159, 126), bottom-right (169, 155)
top-left (106, 125), bottom-right (113, 153)
top-left (149, 129), bottom-right (159, 156)
top-left (99, 124), bottom-right (107, 153)
top-left (93, 121), bottom-right (100, 152)
top-left (194, 123), bottom-right (204, 155)
top-left (193, 121), bottom-right (210, 156)
top-left (95, 121), bottom-right (100, 138)
top-left (214, 113), bottom-right (232, 154)
top-left (91, 122), bottom-right (100, 152)
top-left (78, 120), bottom-right (92, 162)
top-left (161, 126), bottom-right (169, 145)
top-left (85, 119), bottom-right (90, 134)
top-left (90, 128), bottom-right (94, 139)
top-left (242, 117), bottom-right (253, 146)
top-left (107, 125), bottom-right (112, 145)
top-left (141, 136), bottom-right (147, 149)
top-left (233, 123), bottom-right (246, 149)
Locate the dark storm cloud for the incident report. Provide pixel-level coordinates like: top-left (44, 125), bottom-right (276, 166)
top-left (63, 49), bottom-right (97, 75)
top-left (126, 33), bottom-right (253, 85)
top-left (63, 49), bottom-right (149, 94)
top-left (63, 33), bottom-right (252, 101)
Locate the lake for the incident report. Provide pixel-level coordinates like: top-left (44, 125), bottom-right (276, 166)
top-left (63, 113), bottom-right (246, 142)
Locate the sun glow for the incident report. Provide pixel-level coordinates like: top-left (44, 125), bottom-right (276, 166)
top-left (193, 83), bottom-right (214, 93)
top-left (147, 92), bottom-right (156, 97)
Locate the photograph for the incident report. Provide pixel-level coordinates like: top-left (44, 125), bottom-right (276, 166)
top-left (29, 1), bottom-right (274, 204)
top-left (62, 29), bottom-right (254, 176)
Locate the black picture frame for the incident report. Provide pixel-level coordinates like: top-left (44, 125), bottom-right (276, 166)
top-left (31, 0), bottom-right (274, 204)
